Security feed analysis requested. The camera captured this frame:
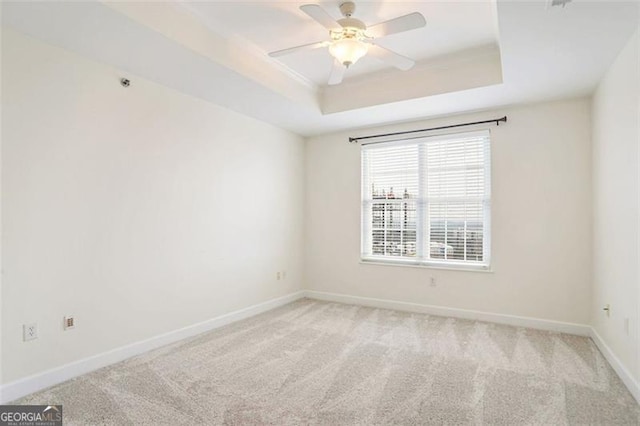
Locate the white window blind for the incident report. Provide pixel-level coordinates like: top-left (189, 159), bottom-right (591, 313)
top-left (361, 130), bottom-right (491, 269)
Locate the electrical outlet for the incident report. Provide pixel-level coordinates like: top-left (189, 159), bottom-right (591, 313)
top-left (276, 272), bottom-right (281, 280)
top-left (64, 315), bottom-right (75, 330)
top-left (603, 304), bottom-right (611, 317)
top-left (23, 323), bottom-right (38, 341)
top-left (430, 276), bottom-right (437, 287)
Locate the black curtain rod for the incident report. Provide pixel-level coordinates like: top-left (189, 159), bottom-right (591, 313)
top-left (349, 116), bottom-right (507, 144)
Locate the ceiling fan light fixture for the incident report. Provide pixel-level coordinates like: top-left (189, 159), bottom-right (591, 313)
top-left (329, 38), bottom-right (368, 67)
top-left (270, 3), bottom-right (426, 84)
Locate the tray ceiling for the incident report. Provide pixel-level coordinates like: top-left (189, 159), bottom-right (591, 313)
top-left (180, 1), bottom-right (500, 86)
top-left (2, 1), bottom-right (638, 136)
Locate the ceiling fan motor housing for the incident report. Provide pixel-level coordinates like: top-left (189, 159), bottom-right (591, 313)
top-left (331, 17), bottom-right (368, 44)
top-left (337, 18), bottom-right (366, 32)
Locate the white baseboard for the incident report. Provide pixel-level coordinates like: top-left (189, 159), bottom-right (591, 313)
top-left (590, 328), bottom-right (640, 404)
top-left (0, 290), bottom-right (305, 404)
top-left (304, 290), bottom-right (591, 336)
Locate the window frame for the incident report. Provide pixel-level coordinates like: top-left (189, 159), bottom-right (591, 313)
top-left (360, 130), bottom-right (492, 271)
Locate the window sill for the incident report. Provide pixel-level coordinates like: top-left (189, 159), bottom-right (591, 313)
top-left (359, 258), bottom-right (493, 273)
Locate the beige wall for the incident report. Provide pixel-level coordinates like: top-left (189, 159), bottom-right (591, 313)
top-left (592, 28), bottom-right (640, 382)
top-left (1, 30), bottom-right (305, 384)
top-left (306, 98), bottom-right (592, 324)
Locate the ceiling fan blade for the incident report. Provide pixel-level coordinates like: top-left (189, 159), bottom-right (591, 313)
top-left (366, 12), bottom-right (426, 39)
top-left (367, 44), bottom-right (415, 71)
top-left (268, 41), bottom-right (328, 58)
top-left (328, 59), bottom-right (346, 85)
top-left (300, 4), bottom-right (342, 31)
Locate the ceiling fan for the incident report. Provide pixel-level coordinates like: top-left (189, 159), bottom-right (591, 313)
top-left (268, 2), bottom-right (426, 85)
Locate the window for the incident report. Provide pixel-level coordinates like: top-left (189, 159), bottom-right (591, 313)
top-left (361, 130), bottom-right (491, 270)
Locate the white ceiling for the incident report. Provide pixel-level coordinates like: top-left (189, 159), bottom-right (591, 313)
top-left (2, 1), bottom-right (639, 137)
top-left (180, 1), bottom-right (500, 86)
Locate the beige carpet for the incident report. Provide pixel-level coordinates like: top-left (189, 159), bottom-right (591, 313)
top-left (16, 299), bottom-right (640, 425)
